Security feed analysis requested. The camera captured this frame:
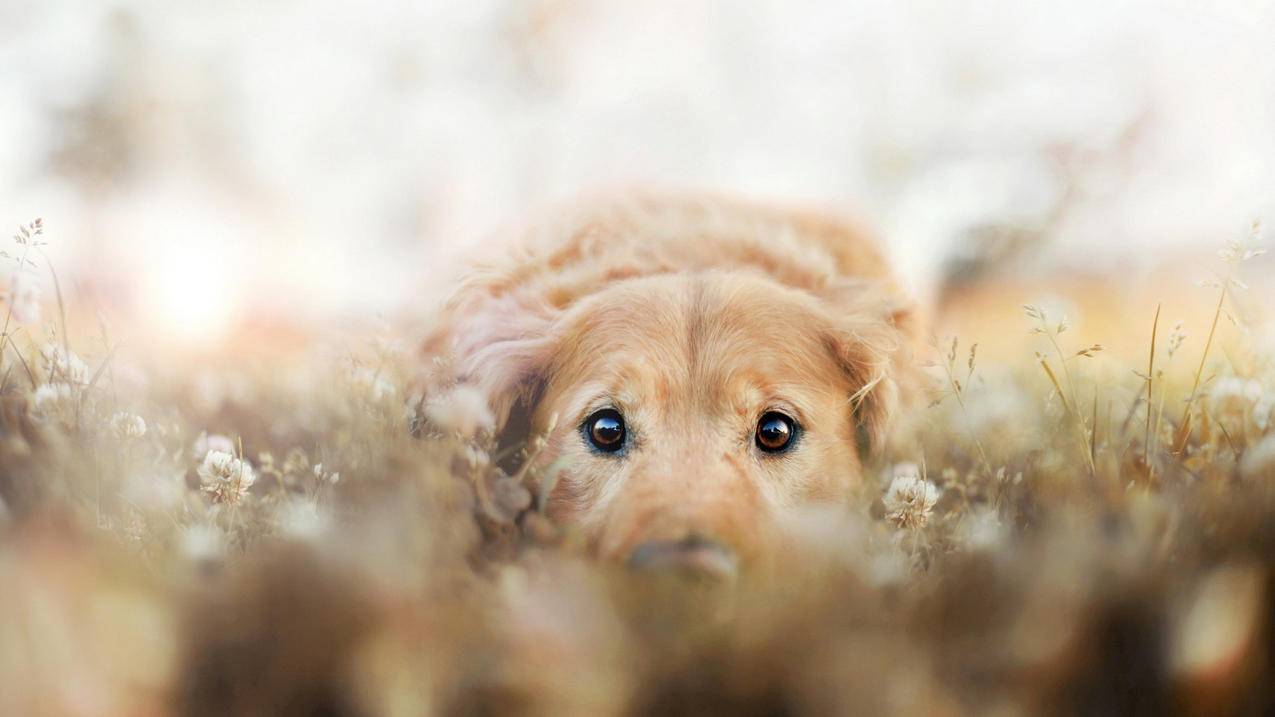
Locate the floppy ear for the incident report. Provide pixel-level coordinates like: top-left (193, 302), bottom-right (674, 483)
top-left (821, 279), bottom-right (921, 457)
top-left (418, 267), bottom-right (561, 465)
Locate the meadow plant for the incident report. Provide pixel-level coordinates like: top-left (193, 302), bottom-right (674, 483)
top-left (0, 219), bottom-right (1273, 715)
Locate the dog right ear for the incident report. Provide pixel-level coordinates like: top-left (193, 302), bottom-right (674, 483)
top-left (820, 278), bottom-right (923, 459)
top-left (416, 272), bottom-right (561, 466)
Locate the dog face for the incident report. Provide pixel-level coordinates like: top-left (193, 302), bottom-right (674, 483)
top-left (423, 197), bottom-right (914, 574)
top-left (529, 273), bottom-right (867, 567)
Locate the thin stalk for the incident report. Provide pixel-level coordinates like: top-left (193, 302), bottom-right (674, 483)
top-left (941, 358), bottom-right (995, 481)
top-left (1037, 356), bottom-right (1096, 475)
top-left (1174, 281), bottom-right (1228, 454)
top-left (1145, 304), bottom-right (1160, 480)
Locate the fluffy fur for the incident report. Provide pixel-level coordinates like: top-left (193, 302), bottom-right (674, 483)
top-left (422, 193), bottom-right (918, 564)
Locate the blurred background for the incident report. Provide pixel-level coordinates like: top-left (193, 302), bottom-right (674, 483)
top-left (2, 0), bottom-right (1273, 355)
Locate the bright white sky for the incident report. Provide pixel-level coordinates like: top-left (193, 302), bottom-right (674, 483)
top-left (1, 0), bottom-right (1273, 341)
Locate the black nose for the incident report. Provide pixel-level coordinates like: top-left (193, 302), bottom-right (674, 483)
top-left (627, 535), bottom-right (738, 580)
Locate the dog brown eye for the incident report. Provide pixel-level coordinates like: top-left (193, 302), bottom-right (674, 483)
top-left (585, 409), bottom-right (626, 452)
top-left (756, 412), bottom-right (796, 453)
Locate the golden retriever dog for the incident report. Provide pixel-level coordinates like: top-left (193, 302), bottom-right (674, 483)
top-left (423, 194), bottom-right (918, 576)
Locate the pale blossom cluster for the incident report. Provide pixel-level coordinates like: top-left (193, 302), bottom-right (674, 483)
top-left (110, 411), bottom-right (147, 439)
top-left (424, 385), bottom-right (495, 438)
top-left (31, 382), bottom-right (76, 416)
top-left (197, 449), bottom-right (256, 505)
top-left (39, 344), bottom-right (88, 385)
top-left (27, 346), bottom-right (89, 419)
top-left (883, 463), bottom-right (941, 530)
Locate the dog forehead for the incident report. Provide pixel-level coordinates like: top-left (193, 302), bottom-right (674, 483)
top-left (550, 274), bottom-right (845, 390)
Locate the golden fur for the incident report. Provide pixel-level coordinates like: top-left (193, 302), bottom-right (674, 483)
top-left (423, 194), bottom-right (918, 565)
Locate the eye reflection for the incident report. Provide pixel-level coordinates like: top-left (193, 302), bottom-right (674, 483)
top-left (756, 411), bottom-right (796, 453)
top-left (584, 408), bottom-right (626, 452)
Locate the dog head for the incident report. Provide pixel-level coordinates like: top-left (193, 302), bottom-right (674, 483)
top-left (421, 199), bottom-right (917, 574)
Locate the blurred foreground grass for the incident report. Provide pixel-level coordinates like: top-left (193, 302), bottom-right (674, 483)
top-left (1, 219), bottom-right (1274, 716)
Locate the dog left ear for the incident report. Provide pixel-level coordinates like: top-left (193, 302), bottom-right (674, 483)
top-left (823, 283), bottom-right (920, 457)
top-left (417, 271), bottom-right (561, 466)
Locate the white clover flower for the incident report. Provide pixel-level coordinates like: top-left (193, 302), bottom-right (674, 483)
top-left (351, 366), bottom-right (396, 402)
top-left (197, 449), bottom-right (256, 505)
top-left (180, 524), bottom-right (226, 563)
top-left (424, 385), bottom-right (495, 437)
top-left (191, 432), bottom-right (235, 460)
top-left (110, 411), bottom-right (147, 439)
top-left (883, 464), bottom-right (941, 530)
top-left (30, 382), bottom-right (76, 416)
top-left (3, 271), bottom-right (40, 325)
top-left (39, 344), bottom-right (87, 384)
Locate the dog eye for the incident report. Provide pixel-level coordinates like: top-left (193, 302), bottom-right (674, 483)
top-left (584, 409), bottom-right (626, 453)
top-left (755, 411), bottom-right (797, 453)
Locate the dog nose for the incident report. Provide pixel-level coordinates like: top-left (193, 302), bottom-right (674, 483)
top-left (626, 535), bottom-right (738, 580)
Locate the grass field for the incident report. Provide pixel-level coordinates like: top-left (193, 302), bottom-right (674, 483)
top-left (1, 218), bottom-right (1273, 716)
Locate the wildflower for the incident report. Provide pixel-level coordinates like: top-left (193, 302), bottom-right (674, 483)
top-left (2, 271), bottom-right (40, 324)
top-left (39, 344), bottom-right (87, 384)
top-left (197, 450), bottom-right (256, 505)
top-left (191, 432), bottom-right (235, 460)
top-left (425, 384), bottom-right (495, 437)
top-left (883, 464), bottom-right (940, 529)
top-left (111, 411), bottom-right (147, 439)
top-left (30, 382), bottom-right (76, 416)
